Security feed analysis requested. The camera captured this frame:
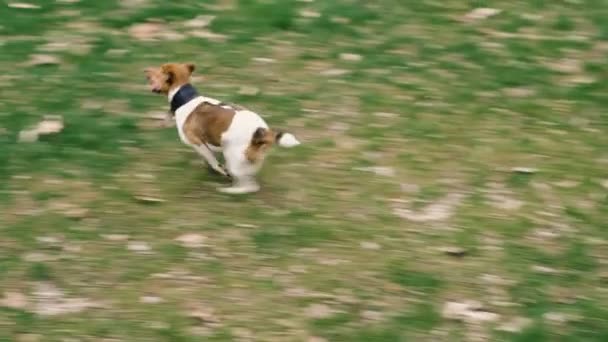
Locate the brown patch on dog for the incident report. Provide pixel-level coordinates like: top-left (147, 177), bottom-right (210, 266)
top-left (144, 62), bottom-right (195, 94)
top-left (183, 102), bottom-right (235, 147)
top-left (245, 127), bottom-right (276, 163)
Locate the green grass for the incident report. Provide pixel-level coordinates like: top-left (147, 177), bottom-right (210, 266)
top-left (1, 0), bottom-right (607, 341)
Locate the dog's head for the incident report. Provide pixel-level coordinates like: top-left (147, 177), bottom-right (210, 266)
top-left (144, 63), bottom-right (196, 94)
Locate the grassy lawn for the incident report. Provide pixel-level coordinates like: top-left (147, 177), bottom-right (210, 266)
top-left (1, 0), bottom-right (607, 341)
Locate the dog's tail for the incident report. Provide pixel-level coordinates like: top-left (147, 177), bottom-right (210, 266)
top-left (274, 131), bottom-right (300, 148)
top-left (245, 127), bottom-right (300, 162)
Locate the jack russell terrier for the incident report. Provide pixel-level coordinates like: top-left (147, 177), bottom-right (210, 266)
top-left (144, 62), bottom-right (300, 194)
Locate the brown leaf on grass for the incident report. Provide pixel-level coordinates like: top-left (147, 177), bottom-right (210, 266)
top-left (511, 167), bottom-right (537, 174)
top-left (32, 282), bottom-right (100, 316)
top-left (497, 317), bottom-right (532, 333)
top-left (190, 30), bottom-right (227, 42)
top-left (483, 182), bottom-right (523, 211)
top-left (544, 312), bottom-right (578, 324)
top-left (49, 202), bottom-right (88, 220)
top-left (18, 116), bottom-right (64, 143)
top-left (252, 57), bottom-right (276, 64)
top-left (438, 246), bottom-right (467, 257)
top-left (134, 195), bottom-right (166, 204)
top-left (531, 265), bottom-right (560, 274)
top-left (545, 58), bottom-right (583, 74)
top-left (442, 300), bottom-right (499, 323)
top-left (128, 22), bottom-right (164, 41)
top-left (238, 86), bottom-right (260, 96)
top-left (101, 234), bottom-right (130, 241)
top-left (25, 54), bottom-right (60, 66)
top-left (392, 193), bottom-right (466, 222)
top-left (188, 304), bottom-right (220, 324)
top-left (1, 291), bottom-right (29, 310)
top-left (361, 310), bottom-right (383, 321)
top-left (127, 241), bottom-right (152, 253)
top-left (22, 252), bottom-right (54, 262)
top-left (175, 233), bottom-right (207, 248)
top-left (320, 68), bottom-right (350, 77)
top-left (354, 166), bottom-right (395, 177)
top-left (307, 337), bottom-right (328, 342)
top-left (463, 8), bottom-right (502, 22)
top-left (15, 334), bottom-right (41, 342)
top-left (339, 53), bottom-right (363, 62)
top-left (18, 130), bottom-right (39, 143)
top-left (184, 15), bottom-right (215, 28)
top-left (140, 295), bottom-right (163, 304)
top-left (305, 303), bottom-right (334, 319)
top-left (360, 241), bottom-right (381, 250)
top-left (502, 87), bottom-right (536, 98)
top-left (8, 2), bottom-right (40, 9)
top-left (330, 16), bottom-right (350, 24)
top-left (299, 9), bottom-right (321, 18)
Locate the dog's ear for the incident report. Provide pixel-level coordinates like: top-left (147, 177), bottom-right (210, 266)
top-left (185, 63), bottom-right (196, 74)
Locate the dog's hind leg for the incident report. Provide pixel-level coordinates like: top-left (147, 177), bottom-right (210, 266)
top-left (217, 145), bottom-right (261, 194)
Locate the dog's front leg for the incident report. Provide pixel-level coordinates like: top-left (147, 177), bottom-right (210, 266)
top-left (193, 145), bottom-right (230, 178)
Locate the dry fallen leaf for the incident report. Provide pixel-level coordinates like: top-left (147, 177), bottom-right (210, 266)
top-left (438, 246), bottom-right (467, 257)
top-left (175, 233), bottom-right (207, 248)
top-left (464, 8), bottom-right (502, 21)
top-left (354, 166), bottom-right (395, 177)
top-left (393, 193), bottom-right (466, 222)
top-left (134, 195), bottom-right (166, 204)
top-left (190, 30), bottom-right (227, 42)
top-left (127, 241), bottom-right (151, 253)
top-left (140, 295), bottom-right (163, 304)
top-left (184, 15), bottom-right (215, 28)
top-left (545, 58), bottom-right (583, 74)
top-left (299, 10), bottom-right (321, 18)
top-left (238, 86), bottom-right (260, 96)
top-left (102, 234), bottom-right (130, 241)
top-left (1, 291), bottom-right (29, 310)
top-left (33, 282), bottom-right (100, 316)
top-left (361, 310), bottom-right (383, 321)
top-left (511, 167), bottom-right (537, 174)
top-left (340, 53), bottom-right (363, 62)
top-left (188, 305), bottom-right (220, 324)
top-left (308, 337), bottom-right (328, 342)
top-left (8, 2), bottom-right (40, 9)
top-left (25, 54), bottom-right (60, 66)
top-left (18, 129), bottom-right (39, 143)
top-left (442, 300), bottom-right (499, 323)
top-left (320, 68), bottom-right (350, 77)
top-left (15, 334), bottom-right (41, 342)
top-left (128, 22), bottom-right (164, 41)
top-left (502, 87), bottom-right (536, 98)
top-left (37, 117), bottom-right (63, 134)
top-left (19, 116), bottom-right (64, 142)
top-left (305, 303), bottom-right (334, 319)
top-left (252, 57), bottom-right (276, 64)
top-left (360, 241), bottom-right (381, 250)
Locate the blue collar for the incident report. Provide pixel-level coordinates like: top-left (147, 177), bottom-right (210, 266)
top-left (170, 84), bottom-right (198, 113)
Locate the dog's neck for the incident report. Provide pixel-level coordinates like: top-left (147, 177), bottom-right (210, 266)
top-left (168, 84), bottom-right (199, 114)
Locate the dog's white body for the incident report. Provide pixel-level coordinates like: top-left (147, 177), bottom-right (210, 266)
top-left (169, 87), bottom-right (298, 194)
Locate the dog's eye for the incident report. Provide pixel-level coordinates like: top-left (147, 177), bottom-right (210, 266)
top-left (166, 71), bottom-right (175, 85)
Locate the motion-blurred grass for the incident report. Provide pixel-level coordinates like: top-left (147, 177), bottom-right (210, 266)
top-left (1, 0), bottom-right (607, 341)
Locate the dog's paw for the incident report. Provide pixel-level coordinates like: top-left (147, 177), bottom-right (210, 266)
top-left (217, 184), bottom-right (260, 194)
top-left (208, 164), bottom-right (231, 178)
top-left (220, 165), bottom-right (232, 179)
